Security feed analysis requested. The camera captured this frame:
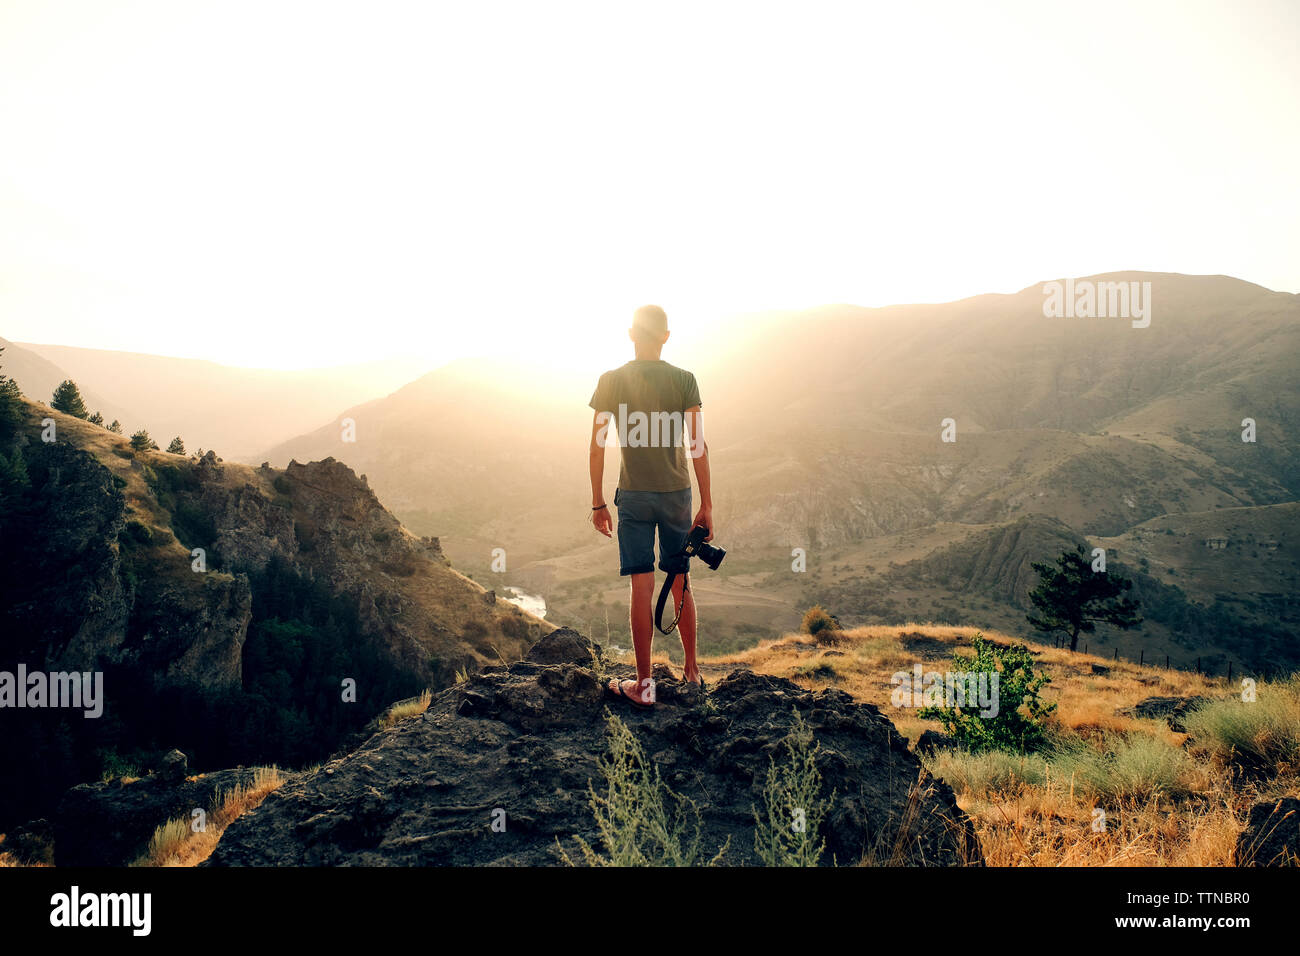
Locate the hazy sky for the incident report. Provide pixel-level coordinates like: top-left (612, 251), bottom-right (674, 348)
top-left (2, 0), bottom-right (1297, 372)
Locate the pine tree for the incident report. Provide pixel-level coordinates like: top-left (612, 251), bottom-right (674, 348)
top-left (1027, 545), bottom-right (1142, 651)
top-left (89, 411), bottom-right (104, 426)
top-left (0, 347), bottom-right (25, 439)
top-left (129, 429), bottom-right (159, 452)
top-left (108, 420), bottom-right (123, 434)
top-left (167, 436), bottom-right (185, 454)
top-left (51, 380), bottom-right (89, 419)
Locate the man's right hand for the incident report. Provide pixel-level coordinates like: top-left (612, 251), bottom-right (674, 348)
top-left (592, 505), bottom-right (613, 538)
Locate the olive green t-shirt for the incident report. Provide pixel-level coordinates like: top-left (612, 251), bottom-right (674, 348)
top-left (589, 359), bottom-right (702, 492)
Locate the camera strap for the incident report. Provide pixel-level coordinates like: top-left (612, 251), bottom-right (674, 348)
top-left (654, 570), bottom-right (690, 635)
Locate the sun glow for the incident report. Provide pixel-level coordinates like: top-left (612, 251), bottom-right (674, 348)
top-left (2, 0), bottom-right (1297, 374)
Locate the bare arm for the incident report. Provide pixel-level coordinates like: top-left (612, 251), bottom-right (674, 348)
top-left (589, 410), bottom-right (613, 537)
top-left (684, 405), bottom-right (714, 540)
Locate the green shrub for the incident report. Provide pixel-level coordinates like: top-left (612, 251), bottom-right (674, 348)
top-left (98, 749), bottom-right (143, 782)
top-left (171, 500), bottom-right (217, 550)
top-left (919, 635), bottom-right (1055, 752)
top-left (121, 520), bottom-right (154, 546)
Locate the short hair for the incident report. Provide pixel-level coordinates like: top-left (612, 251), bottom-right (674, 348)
top-left (631, 305), bottom-right (668, 343)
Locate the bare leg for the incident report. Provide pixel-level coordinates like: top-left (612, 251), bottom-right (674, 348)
top-left (671, 573), bottom-right (700, 683)
top-left (628, 572), bottom-right (655, 692)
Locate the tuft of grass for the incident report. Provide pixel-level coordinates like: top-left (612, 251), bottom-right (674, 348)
top-left (795, 658), bottom-right (839, 683)
top-left (134, 766), bottom-right (284, 867)
top-left (381, 689), bottom-right (432, 728)
top-left (143, 817), bottom-right (191, 865)
top-left (923, 748), bottom-right (1049, 798)
top-left (1050, 735), bottom-right (1198, 803)
top-left (800, 605), bottom-right (842, 644)
top-left (1182, 676), bottom-right (1300, 773)
top-left (753, 709), bottom-right (833, 866)
top-left (559, 712), bottom-right (728, 867)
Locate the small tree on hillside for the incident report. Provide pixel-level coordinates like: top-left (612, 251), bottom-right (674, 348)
top-left (51, 380), bottom-right (89, 419)
top-left (919, 636), bottom-right (1056, 752)
top-left (108, 419), bottom-right (123, 434)
top-left (130, 429), bottom-right (159, 452)
top-left (1027, 544), bottom-right (1141, 652)
top-left (167, 436), bottom-right (185, 454)
top-left (89, 411), bottom-right (104, 426)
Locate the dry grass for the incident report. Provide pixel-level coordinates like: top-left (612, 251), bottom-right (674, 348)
top-left (698, 623), bottom-right (1294, 867)
top-left (0, 845), bottom-right (51, 867)
top-left (134, 766), bottom-right (285, 867)
top-left (381, 689), bottom-right (432, 727)
top-left (963, 788), bottom-right (1244, 866)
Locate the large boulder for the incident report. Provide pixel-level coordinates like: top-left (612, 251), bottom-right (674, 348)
top-left (207, 648), bottom-right (982, 867)
top-left (524, 626), bottom-right (601, 667)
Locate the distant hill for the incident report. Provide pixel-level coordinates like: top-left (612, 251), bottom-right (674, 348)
top-left (12, 342), bottom-right (427, 458)
top-left (0, 338), bottom-right (130, 425)
top-left (259, 357), bottom-right (596, 566)
top-left (811, 511), bottom-right (1300, 673)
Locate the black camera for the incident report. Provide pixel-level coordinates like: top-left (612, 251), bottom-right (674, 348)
top-left (682, 524), bottom-right (726, 571)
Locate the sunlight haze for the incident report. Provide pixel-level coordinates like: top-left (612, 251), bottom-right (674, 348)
top-left (2, 0), bottom-right (1298, 373)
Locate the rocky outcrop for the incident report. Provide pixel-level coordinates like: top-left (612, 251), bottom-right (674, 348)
top-left (179, 453), bottom-right (535, 684)
top-left (0, 402), bottom-right (547, 835)
top-left (1235, 797), bottom-right (1299, 867)
top-left (1, 440), bottom-right (130, 668)
top-left (54, 761), bottom-right (277, 866)
top-left (1121, 695), bottom-right (1210, 733)
top-left (915, 730), bottom-right (961, 756)
top-left (207, 629), bottom-right (982, 867)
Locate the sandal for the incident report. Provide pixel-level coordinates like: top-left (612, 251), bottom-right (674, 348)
top-left (608, 677), bottom-right (655, 710)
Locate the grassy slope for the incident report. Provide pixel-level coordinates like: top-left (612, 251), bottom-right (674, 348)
top-left (670, 624), bottom-right (1298, 866)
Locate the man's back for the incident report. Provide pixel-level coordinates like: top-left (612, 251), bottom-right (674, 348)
top-left (589, 358), bottom-right (701, 493)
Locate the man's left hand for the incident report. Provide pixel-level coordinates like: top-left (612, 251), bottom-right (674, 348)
top-left (692, 507), bottom-right (713, 541)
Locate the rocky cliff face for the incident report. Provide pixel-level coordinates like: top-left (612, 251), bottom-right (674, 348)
top-left (2, 401), bottom-right (546, 690)
top-left (207, 629), bottom-right (982, 867)
top-left (0, 402), bottom-right (549, 831)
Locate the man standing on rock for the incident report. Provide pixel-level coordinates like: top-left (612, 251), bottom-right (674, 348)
top-left (588, 305), bottom-right (713, 709)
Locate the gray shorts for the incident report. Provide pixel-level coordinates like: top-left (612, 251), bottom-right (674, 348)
top-left (613, 487), bottom-right (692, 576)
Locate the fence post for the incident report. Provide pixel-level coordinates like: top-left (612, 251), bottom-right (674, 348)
top-left (1113, 647), bottom-right (1118, 661)
top-left (1227, 661), bottom-right (1233, 683)
top-left (1165, 654), bottom-right (1169, 669)
top-left (1140, 649), bottom-right (1144, 666)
